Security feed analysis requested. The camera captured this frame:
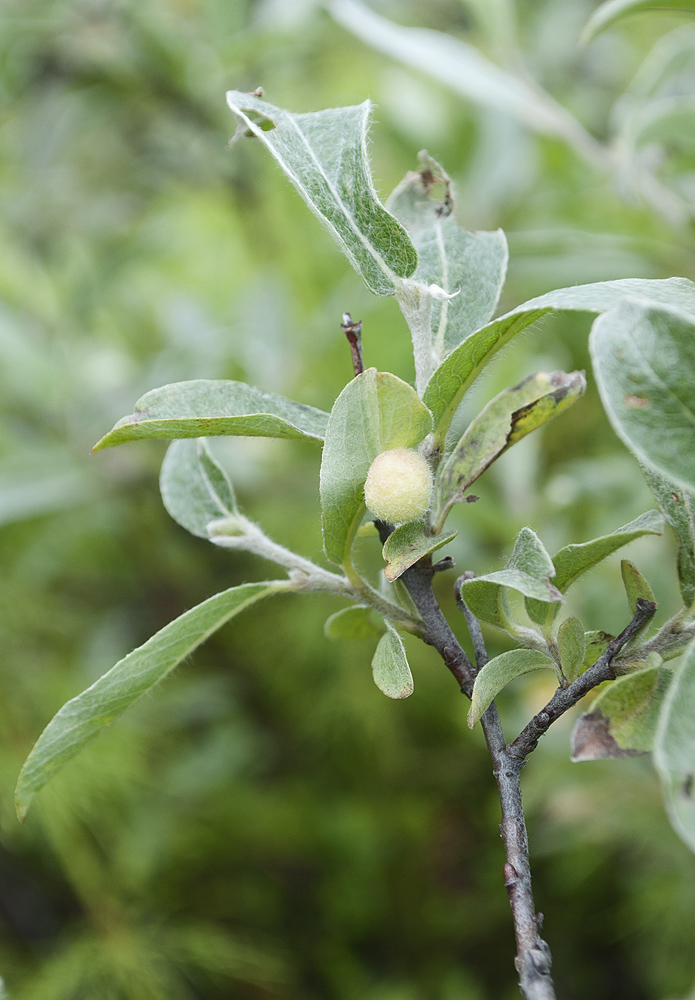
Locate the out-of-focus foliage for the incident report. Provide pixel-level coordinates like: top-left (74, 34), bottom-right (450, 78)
top-left (1, 1), bottom-right (695, 998)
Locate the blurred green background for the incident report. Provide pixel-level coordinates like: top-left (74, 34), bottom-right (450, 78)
top-left (2, 1), bottom-right (695, 997)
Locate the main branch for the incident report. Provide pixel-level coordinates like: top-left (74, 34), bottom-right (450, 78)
top-left (397, 554), bottom-right (556, 1000)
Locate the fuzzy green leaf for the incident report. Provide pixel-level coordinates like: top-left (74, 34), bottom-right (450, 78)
top-left (468, 649), bottom-right (559, 728)
top-left (621, 559), bottom-right (656, 616)
top-left (642, 465), bottom-right (695, 608)
top-left (558, 617), bottom-right (587, 683)
top-left (460, 527), bottom-right (562, 626)
top-left (324, 605), bottom-right (384, 640)
top-left (580, 0), bottom-right (695, 44)
top-left (424, 278), bottom-right (695, 445)
top-left (591, 301), bottom-right (695, 492)
top-left (572, 664), bottom-right (671, 760)
top-left (319, 368), bottom-right (432, 567)
top-left (436, 371), bottom-right (585, 526)
top-left (525, 510), bottom-right (663, 624)
top-left (583, 630), bottom-right (615, 670)
top-left (554, 510), bottom-right (663, 594)
top-left (387, 152), bottom-right (507, 389)
top-left (382, 523), bottom-right (458, 582)
top-left (655, 638), bottom-right (695, 852)
top-left (226, 91), bottom-right (417, 296)
top-left (93, 380), bottom-right (329, 451)
top-left (371, 622), bottom-right (414, 699)
top-left (15, 581), bottom-right (289, 820)
top-left (387, 154), bottom-right (507, 354)
top-left (160, 439), bottom-right (239, 539)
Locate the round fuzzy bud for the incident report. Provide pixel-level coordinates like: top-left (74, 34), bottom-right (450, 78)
top-left (364, 448), bottom-right (433, 524)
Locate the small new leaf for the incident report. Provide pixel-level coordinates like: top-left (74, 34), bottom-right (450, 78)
top-left (226, 92), bottom-right (417, 296)
top-left (468, 649), bottom-right (559, 728)
top-left (459, 527), bottom-right (562, 628)
top-left (558, 616), bottom-right (586, 683)
top-left (93, 380), bottom-right (329, 450)
top-left (621, 559), bottom-right (656, 616)
top-left (325, 605), bottom-right (384, 640)
top-left (382, 523), bottom-right (458, 582)
top-left (371, 622), bottom-right (414, 698)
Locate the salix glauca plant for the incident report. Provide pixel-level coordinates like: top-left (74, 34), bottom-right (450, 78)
top-left (15, 92), bottom-right (695, 1000)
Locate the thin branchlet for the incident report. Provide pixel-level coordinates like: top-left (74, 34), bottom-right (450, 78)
top-left (507, 598), bottom-right (657, 761)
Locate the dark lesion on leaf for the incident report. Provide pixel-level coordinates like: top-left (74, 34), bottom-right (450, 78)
top-left (571, 710), bottom-right (644, 761)
top-left (624, 394), bottom-right (650, 408)
top-left (682, 774), bottom-right (694, 799)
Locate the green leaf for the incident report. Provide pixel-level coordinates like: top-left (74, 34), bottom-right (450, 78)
top-left (436, 371), bottom-right (585, 527)
top-left (424, 277), bottom-right (695, 446)
top-left (382, 523), bottom-right (458, 582)
top-left (468, 648), bottom-right (559, 728)
top-left (558, 616), bottom-right (586, 682)
top-left (642, 464), bottom-right (695, 608)
top-left (15, 581), bottom-right (289, 820)
top-left (386, 152), bottom-right (507, 388)
top-left (655, 638), bottom-right (695, 852)
top-left (459, 527), bottom-right (562, 627)
top-left (583, 630), bottom-right (615, 670)
top-left (572, 665), bottom-right (671, 760)
top-left (319, 368), bottom-right (432, 567)
top-left (554, 510), bottom-right (663, 594)
top-left (591, 301), bottom-right (695, 492)
top-left (580, 0), bottom-right (695, 44)
top-left (160, 439), bottom-right (239, 539)
top-left (226, 91), bottom-right (417, 296)
top-left (371, 622), bottom-right (414, 698)
top-left (324, 605), bottom-right (384, 640)
top-left (93, 380), bottom-right (330, 450)
top-left (621, 559), bottom-right (656, 615)
top-left (525, 510), bottom-right (663, 624)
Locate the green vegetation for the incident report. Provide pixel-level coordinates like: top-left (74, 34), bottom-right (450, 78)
top-left (3, 2), bottom-right (695, 998)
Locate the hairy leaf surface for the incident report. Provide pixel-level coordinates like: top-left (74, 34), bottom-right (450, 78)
top-left (371, 622), bottom-right (414, 698)
top-left (387, 152), bottom-right (507, 386)
top-left (643, 465), bottom-right (695, 608)
top-left (592, 302), bottom-right (695, 491)
top-left (655, 638), bottom-right (695, 852)
top-left (325, 605), bottom-right (384, 640)
top-left (160, 439), bottom-right (238, 539)
top-left (424, 277), bottom-right (695, 444)
top-left (226, 91), bottom-right (417, 295)
top-left (436, 371), bottom-right (585, 526)
top-left (468, 649), bottom-right (559, 728)
top-left (460, 527), bottom-right (561, 626)
top-left (93, 380), bottom-right (329, 450)
top-left (15, 582), bottom-right (289, 819)
top-left (382, 523), bottom-right (458, 582)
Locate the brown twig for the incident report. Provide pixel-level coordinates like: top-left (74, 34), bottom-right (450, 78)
top-left (341, 312), bottom-right (364, 376)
